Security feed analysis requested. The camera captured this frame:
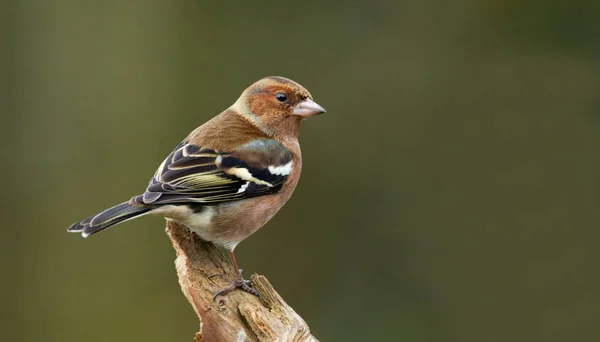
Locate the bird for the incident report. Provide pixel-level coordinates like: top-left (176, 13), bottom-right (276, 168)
top-left (68, 76), bottom-right (325, 299)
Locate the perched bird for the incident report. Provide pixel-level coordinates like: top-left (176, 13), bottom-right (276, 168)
top-left (68, 76), bottom-right (325, 299)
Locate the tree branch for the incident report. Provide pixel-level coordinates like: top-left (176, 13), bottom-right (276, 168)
top-left (165, 221), bottom-right (318, 342)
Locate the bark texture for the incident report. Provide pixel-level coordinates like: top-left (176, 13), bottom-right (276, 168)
top-left (165, 221), bottom-right (318, 342)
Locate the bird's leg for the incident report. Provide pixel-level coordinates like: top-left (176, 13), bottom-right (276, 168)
top-left (213, 250), bottom-right (262, 301)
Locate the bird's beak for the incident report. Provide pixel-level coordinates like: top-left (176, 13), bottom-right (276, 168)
top-left (292, 99), bottom-right (326, 117)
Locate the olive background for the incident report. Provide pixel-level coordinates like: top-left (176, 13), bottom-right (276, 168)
top-left (2, 1), bottom-right (599, 341)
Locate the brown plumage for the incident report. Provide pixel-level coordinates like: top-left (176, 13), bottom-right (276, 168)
top-left (68, 76), bottom-right (325, 299)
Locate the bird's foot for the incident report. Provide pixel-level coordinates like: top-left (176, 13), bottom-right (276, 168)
top-left (213, 269), bottom-right (262, 301)
top-left (187, 230), bottom-right (195, 242)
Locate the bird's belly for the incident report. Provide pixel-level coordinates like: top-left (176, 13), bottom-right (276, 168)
top-left (150, 205), bottom-right (216, 241)
top-left (149, 196), bottom-right (287, 251)
top-left (204, 198), bottom-right (284, 250)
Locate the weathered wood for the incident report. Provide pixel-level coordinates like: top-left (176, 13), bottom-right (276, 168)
top-left (166, 221), bottom-right (318, 342)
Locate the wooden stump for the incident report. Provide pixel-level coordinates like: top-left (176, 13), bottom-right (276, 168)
top-left (166, 221), bottom-right (318, 342)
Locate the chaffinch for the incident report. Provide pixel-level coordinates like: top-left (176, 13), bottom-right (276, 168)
top-left (68, 76), bottom-right (325, 299)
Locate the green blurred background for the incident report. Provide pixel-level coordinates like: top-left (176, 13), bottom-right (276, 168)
top-left (2, 1), bottom-right (600, 341)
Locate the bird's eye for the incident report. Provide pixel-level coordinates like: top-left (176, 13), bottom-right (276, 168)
top-left (275, 93), bottom-right (288, 102)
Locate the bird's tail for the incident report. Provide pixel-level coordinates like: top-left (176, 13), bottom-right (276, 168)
top-left (68, 202), bottom-right (152, 238)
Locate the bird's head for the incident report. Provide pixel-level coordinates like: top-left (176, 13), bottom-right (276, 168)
top-left (231, 76), bottom-right (326, 139)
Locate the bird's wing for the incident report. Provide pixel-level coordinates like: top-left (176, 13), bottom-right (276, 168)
top-left (129, 140), bottom-right (293, 206)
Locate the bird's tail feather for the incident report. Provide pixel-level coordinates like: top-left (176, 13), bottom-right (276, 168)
top-left (68, 202), bottom-right (151, 237)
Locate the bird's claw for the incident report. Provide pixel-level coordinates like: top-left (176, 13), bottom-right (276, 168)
top-left (213, 269), bottom-right (262, 301)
